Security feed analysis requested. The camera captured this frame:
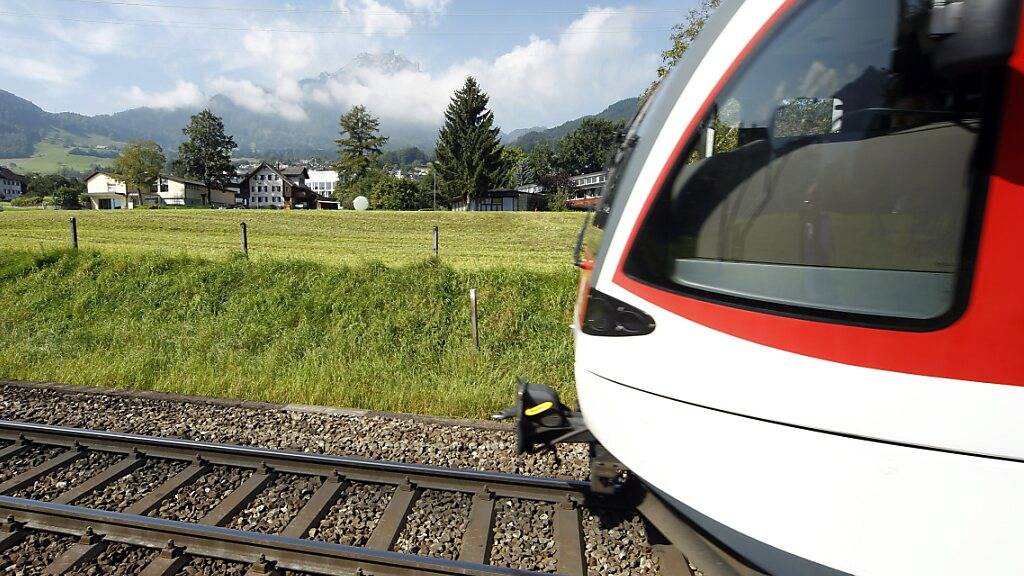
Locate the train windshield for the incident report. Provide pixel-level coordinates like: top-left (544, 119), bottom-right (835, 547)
top-left (623, 0), bottom-right (992, 325)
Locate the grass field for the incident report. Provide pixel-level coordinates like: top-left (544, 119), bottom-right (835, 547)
top-left (1, 129), bottom-right (122, 174)
top-left (1, 141), bottom-right (113, 174)
top-left (0, 249), bottom-right (577, 418)
top-left (0, 209), bottom-right (583, 271)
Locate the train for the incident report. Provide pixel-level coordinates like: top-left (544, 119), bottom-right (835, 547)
top-left (510, 0), bottom-right (1024, 574)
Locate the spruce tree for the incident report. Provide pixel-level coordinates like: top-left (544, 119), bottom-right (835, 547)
top-left (433, 77), bottom-right (504, 206)
top-left (178, 110), bottom-right (237, 205)
top-left (334, 105), bottom-right (388, 198)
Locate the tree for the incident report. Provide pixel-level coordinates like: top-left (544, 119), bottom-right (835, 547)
top-left (557, 118), bottom-right (623, 175)
top-left (111, 140), bottom-right (165, 208)
top-left (641, 0), bottom-right (721, 104)
top-left (433, 77), bottom-right (504, 205)
top-left (370, 175), bottom-right (427, 211)
top-left (526, 141), bottom-right (557, 182)
top-left (335, 105), bottom-right (388, 198)
top-left (382, 146), bottom-right (429, 167)
top-left (53, 184), bottom-right (82, 209)
top-left (499, 146), bottom-right (528, 188)
top-left (177, 110), bottom-right (237, 205)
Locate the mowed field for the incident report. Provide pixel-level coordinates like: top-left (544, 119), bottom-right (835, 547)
top-left (0, 210), bottom-right (584, 418)
top-left (0, 209), bottom-right (582, 271)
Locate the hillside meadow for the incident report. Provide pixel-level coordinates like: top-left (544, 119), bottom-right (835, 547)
top-left (0, 211), bottom-right (584, 417)
top-left (0, 209), bottom-right (582, 272)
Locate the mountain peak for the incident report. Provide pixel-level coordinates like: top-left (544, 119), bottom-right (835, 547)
top-left (347, 51), bottom-right (421, 75)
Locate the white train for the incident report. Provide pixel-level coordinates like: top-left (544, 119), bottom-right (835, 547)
top-left (515, 0), bottom-right (1024, 574)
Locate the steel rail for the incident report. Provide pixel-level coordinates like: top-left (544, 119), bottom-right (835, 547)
top-left (0, 496), bottom-right (559, 576)
top-left (0, 420), bottom-right (594, 504)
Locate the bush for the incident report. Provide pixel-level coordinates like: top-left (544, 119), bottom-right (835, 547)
top-left (370, 175), bottom-right (426, 210)
top-left (11, 195), bottom-right (43, 207)
top-left (53, 185), bottom-right (82, 209)
top-left (547, 190), bottom-right (569, 212)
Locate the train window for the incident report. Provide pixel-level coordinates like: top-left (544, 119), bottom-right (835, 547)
top-left (624, 0), bottom-right (988, 323)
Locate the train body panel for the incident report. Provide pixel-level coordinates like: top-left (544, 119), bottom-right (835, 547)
top-left (576, 367), bottom-right (1024, 576)
top-left (572, 0), bottom-right (1024, 572)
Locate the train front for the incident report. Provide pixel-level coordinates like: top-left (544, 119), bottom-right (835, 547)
top-left (565, 0), bottom-right (1024, 575)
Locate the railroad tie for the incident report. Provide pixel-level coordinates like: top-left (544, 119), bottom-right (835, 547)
top-left (52, 449), bottom-right (145, 505)
top-left (280, 471), bottom-right (346, 539)
top-left (199, 462), bottom-right (273, 527)
top-left (0, 444), bottom-right (86, 496)
top-left (459, 485), bottom-right (496, 564)
top-left (124, 457), bottom-right (211, 516)
top-left (42, 526), bottom-right (106, 576)
top-left (553, 494), bottom-right (587, 576)
top-left (365, 477), bottom-right (418, 551)
top-left (137, 539), bottom-right (191, 576)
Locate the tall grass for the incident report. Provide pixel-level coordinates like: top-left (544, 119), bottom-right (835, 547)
top-left (0, 250), bottom-right (578, 418)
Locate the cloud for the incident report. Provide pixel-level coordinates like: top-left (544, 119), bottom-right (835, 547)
top-left (0, 53), bottom-right (92, 86)
top-left (122, 81), bottom-right (206, 110)
top-left (337, 0), bottom-right (413, 36)
top-left (208, 77), bottom-right (309, 121)
top-left (301, 7), bottom-right (655, 128)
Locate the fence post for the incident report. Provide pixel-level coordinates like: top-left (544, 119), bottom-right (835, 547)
top-left (240, 222), bottom-right (249, 258)
top-left (469, 288), bottom-right (480, 351)
top-left (68, 217), bottom-right (78, 249)
top-left (432, 225), bottom-right (439, 258)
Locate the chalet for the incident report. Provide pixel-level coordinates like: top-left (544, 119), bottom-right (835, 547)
top-left (0, 167), bottom-right (26, 201)
top-left (237, 163), bottom-right (320, 209)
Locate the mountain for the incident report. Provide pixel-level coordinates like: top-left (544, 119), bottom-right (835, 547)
top-left (0, 53), bottom-right (641, 173)
top-left (501, 126), bottom-right (546, 143)
top-left (510, 97), bottom-right (639, 151)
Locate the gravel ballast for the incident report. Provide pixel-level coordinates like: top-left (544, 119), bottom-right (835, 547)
top-left (75, 457), bottom-right (188, 512)
top-left (490, 498), bottom-right (557, 573)
top-left (313, 481), bottom-right (394, 546)
top-left (227, 473), bottom-right (324, 534)
top-left (0, 444), bottom-right (65, 485)
top-left (174, 557), bottom-right (248, 576)
top-left (0, 384), bottom-right (587, 478)
top-left (393, 489), bottom-right (472, 560)
top-left (0, 531), bottom-right (76, 575)
top-left (151, 465), bottom-right (251, 523)
top-left (0, 382), bottom-right (668, 576)
top-left (66, 542), bottom-right (158, 576)
top-left (12, 449), bottom-right (123, 501)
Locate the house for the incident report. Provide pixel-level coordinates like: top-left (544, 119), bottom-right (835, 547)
top-left (307, 170), bottom-right (339, 199)
top-left (567, 170), bottom-right (608, 210)
top-left (0, 167), bottom-right (26, 201)
top-left (84, 171), bottom-right (234, 209)
top-left (451, 188), bottom-right (546, 212)
top-left (237, 163), bottom-right (320, 209)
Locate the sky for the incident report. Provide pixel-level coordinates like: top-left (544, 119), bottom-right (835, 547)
top-left (0, 0), bottom-right (699, 131)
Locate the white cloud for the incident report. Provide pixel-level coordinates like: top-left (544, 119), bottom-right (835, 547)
top-left (337, 0), bottom-right (413, 36)
top-left (208, 77), bottom-right (309, 121)
top-left (403, 0), bottom-right (450, 11)
top-left (0, 52), bottom-right (92, 86)
top-left (122, 81), bottom-right (206, 110)
top-left (300, 6), bottom-right (654, 128)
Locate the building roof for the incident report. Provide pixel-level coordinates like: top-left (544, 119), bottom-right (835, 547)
top-left (0, 166), bottom-right (25, 182)
top-left (281, 166), bottom-right (308, 177)
top-left (84, 170), bottom-right (229, 193)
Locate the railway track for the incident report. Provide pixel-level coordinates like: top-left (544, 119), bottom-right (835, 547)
top-left (0, 420), bottom-right (710, 576)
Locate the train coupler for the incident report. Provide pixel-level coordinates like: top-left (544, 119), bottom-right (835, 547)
top-left (492, 377), bottom-right (594, 455)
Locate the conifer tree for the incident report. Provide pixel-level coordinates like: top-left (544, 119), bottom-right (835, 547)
top-left (433, 77), bottom-right (504, 205)
top-left (178, 110), bottom-right (237, 204)
top-left (334, 105), bottom-right (388, 199)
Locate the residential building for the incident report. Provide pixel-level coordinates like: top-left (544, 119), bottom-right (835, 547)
top-left (306, 170), bottom-right (339, 198)
top-left (451, 188), bottom-right (546, 212)
top-left (237, 163), bottom-right (319, 209)
top-left (85, 171), bottom-right (234, 209)
top-left (0, 167), bottom-right (26, 201)
top-left (567, 170), bottom-right (608, 210)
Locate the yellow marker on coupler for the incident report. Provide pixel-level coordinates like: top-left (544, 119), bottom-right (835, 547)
top-left (524, 401), bottom-right (554, 417)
